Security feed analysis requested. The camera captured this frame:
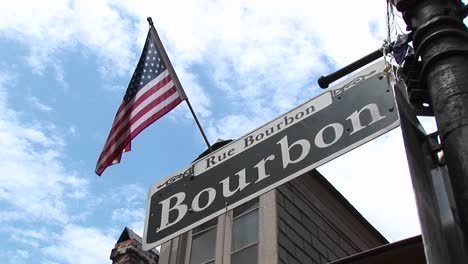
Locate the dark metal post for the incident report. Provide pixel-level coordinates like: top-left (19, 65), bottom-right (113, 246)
top-left (395, 82), bottom-right (468, 263)
top-left (390, 0), bottom-right (468, 262)
top-left (317, 47), bottom-right (387, 88)
top-left (147, 17), bottom-right (212, 151)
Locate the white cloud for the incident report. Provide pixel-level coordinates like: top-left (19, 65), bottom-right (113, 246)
top-left (0, 0), bottom-right (397, 130)
top-left (206, 114), bottom-right (270, 142)
top-left (43, 224), bottom-right (115, 264)
top-left (0, 0), bottom-right (137, 76)
top-left (1, 226), bottom-right (49, 249)
top-left (0, 71), bottom-right (125, 263)
top-left (111, 208), bottom-right (146, 237)
top-left (176, 69), bottom-right (212, 119)
top-left (111, 208), bottom-right (145, 223)
top-left (68, 126), bottom-right (78, 137)
top-left (109, 184), bottom-right (146, 204)
top-left (53, 62), bottom-right (69, 89)
top-left (27, 96), bottom-right (53, 112)
top-left (15, 250), bottom-right (29, 259)
top-left (0, 0), bottom-right (215, 122)
top-left (0, 72), bottom-right (88, 226)
top-left (3, 249), bottom-right (30, 264)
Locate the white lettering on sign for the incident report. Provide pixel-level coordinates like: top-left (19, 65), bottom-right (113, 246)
top-left (315, 123), bottom-right (344, 148)
top-left (155, 102), bottom-right (387, 233)
top-left (151, 92), bottom-right (333, 194)
top-left (219, 169), bottom-right (250, 197)
top-left (346, 103), bottom-right (385, 135)
top-left (158, 192), bottom-right (187, 232)
top-left (196, 92), bottom-right (333, 174)
top-left (277, 136), bottom-right (310, 169)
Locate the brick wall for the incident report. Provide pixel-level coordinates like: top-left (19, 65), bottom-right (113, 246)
top-left (110, 228), bottom-right (159, 264)
top-left (276, 181), bottom-right (369, 264)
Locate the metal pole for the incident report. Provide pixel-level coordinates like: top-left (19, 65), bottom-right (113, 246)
top-left (390, 0), bottom-right (468, 262)
top-left (317, 45), bottom-right (393, 88)
top-left (184, 99), bottom-right (212, 152)
top-left (147, 17), bottom-right (212, 151)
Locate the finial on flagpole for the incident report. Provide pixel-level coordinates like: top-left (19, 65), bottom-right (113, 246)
top-left (147, 17), bottom-right (154, 27)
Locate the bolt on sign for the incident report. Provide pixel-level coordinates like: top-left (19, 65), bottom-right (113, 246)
top-left (143, 60), bottom-right (400, 250)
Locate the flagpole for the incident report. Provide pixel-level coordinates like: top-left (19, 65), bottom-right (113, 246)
top-left (146, 17), bottom-right (212, 151)
top-left (184, 98), bottom-right (212, 151)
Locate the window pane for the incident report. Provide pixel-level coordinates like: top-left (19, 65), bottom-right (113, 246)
top-left (231, 245), bottom-right (258, 264)
top-left (231, 209), bottom-right (258, 252)
top-left (193, 217), bottom-right (217, 234)
top-left (190, 227), bottom-right (216, 264)
top-left (233, 198), bottom-right (258, 217)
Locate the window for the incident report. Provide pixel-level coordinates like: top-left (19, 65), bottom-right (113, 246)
top-left (231, 199), bottom-right (259, 264)
top-left (166, 197), bottom-right (266, 264)
top-left (189, 218), bottom-right (217, 264)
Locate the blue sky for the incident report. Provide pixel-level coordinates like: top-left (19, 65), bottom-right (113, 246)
top-left (0, 0), bottom-right (435, 263)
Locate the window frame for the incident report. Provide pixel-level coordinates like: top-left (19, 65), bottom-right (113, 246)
top-left (184, 216), bottom-right (225, 264)
top-left (230, 205), bottom-right (259, 258)
top-left (158, 191), bottom-right (278, 264)
top-left (188, 224), bottom-right (218, 264)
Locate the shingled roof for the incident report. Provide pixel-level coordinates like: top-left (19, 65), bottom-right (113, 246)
top-left (116, 227), bottom-right (159, 255)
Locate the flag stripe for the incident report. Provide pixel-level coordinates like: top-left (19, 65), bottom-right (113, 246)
top-left (99, 82), bottom-right (177, 163)
top-left (100, 76), bottom-right (174, 155)
top-left (114, 70), bottom-right (170, 127)
top-left (101, 70), bottom-right (171, 150)
top-left (96, 87), bottom-right (182, 169)
top-left (96, 95), bottom-right (182, 173)
top-left (103, 86), bottom-right (179, 162)
top-left (131, 90), bottom-right (182, 135)
top-left (131, 80), bottom-right (175, 123)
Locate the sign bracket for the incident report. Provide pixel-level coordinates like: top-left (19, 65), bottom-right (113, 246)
top-left (395, 81), bottom-right (468, 263)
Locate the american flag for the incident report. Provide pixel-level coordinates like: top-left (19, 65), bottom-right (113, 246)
top-left (95, 29), bottom-right (186, 176)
